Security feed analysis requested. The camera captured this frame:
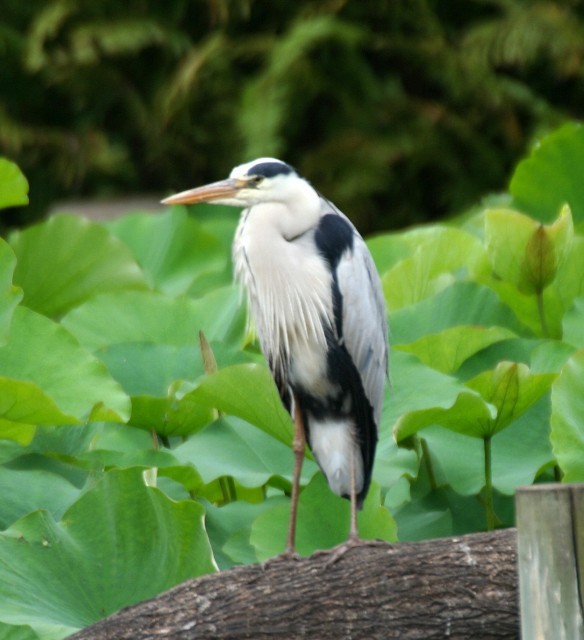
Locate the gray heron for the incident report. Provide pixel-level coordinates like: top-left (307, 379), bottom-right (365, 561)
top-left (162, 158), bottom-right (388, 553)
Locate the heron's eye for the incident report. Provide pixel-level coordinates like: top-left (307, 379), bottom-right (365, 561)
top-left (248, 175), bottom-right (264, 187)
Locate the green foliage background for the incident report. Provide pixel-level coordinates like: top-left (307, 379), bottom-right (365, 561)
top-left (1, 123), bottom-right (584, 637)
top-left (3, 0), bottom-right (584, 228)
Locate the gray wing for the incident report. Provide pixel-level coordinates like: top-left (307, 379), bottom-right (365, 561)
top-left (322, 199), bottom-right (389, 428)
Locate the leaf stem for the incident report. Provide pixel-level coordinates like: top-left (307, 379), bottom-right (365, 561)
top-left (536, 289), bottom-right (549, 338)
top-left (144, 430), bottom-right (159, 487)
top-left (219, 476), bottom-right (237, 504)
top-left (483, 436), bottom-right (495, 531)
top-left (227, 476), bottom-right (237, 502)
top-left (421, 437), bottom-right (438, 491)
top-left (219, 477), bottom-right (230, 504)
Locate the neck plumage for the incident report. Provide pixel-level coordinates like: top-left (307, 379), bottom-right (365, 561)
top-left (232, 200), bottom-right (333, 381)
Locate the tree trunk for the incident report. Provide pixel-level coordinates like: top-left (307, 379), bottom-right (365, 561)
top-left (70, 529), bottom-right (519, 639)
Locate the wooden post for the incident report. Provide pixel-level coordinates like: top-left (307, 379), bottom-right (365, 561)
top-left (516, 484), bottom-right (584, 640)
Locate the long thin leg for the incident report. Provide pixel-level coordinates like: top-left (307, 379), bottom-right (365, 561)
top-left (349, 446), bottom-right (359, 541)
top-left (286, 399), bottom-right (305, 554)
top-left (320, 447), bottom-right (362, 567)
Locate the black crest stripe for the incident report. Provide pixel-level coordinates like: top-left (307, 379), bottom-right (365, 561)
top-left (249, 161), bottom-right (296, 178)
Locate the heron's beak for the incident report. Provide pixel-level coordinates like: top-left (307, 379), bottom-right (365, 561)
top-left (161, 178), bottom-right (243, 206)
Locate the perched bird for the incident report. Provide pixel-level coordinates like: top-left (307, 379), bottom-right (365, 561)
top-left (162, 158), bottom-right (388, 552)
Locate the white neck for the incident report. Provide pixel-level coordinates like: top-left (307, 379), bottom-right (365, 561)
top-left (250, 179), bottom-right (321, 240)
top-left (232, 193), bottom-right (332, 377)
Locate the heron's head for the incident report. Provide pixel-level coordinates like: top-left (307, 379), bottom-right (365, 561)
top-left (161, 158), bottom-right (310, 208)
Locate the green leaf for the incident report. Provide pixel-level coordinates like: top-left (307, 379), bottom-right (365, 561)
top-left (456, 336), bottom-right (574, 382)
top-left (107, 208), bottom-right (230, 296)
top-left (421, 395), bottom-right (553, 495)
top-left (0, 466), bottom-right (81, 530)
top-left (383, 351), bottom-right (479, 430)
top-left (205, 498), bottom-right (287, 568)
top-left (9, 215), bottom-right (147, 318)
top-left (0, 418), bottom-right (36, 445)
top-left (250, 474), bottom-right (396, 560)
top-left (75, 423), bottom-right (183, 472)
top-left (395, 486), bottom-right (515, 540)
top-left (554, 235), bottom-right (584, 310)
top-left (466, 361), bottom-right (555, 436)
top-left (395, 362), bottom-right (554, 440)
top-left (530, 340), bottom-right (575, 374)
top-left (478, 220), bottom-right (583, 340)
top-left (0, 306), bottom-right (130, 426)
top-left (382, 226), bottom-right (486, 311)
top-left (96, 342), bottom-right (253, 400)
top-left (550, 350), bottom-right (584, 481)
top-left (62, 287), bottom-right (245, 351)
top-left (0, 239), bottom-right (22, 346)
top-left (394, 389), bottom-right (495, 441)
top-left (484, 208), bottom-right (531, 283)
top-left (456, 337), bottom-right (536, 379)
top-left (368, 226), bottom-right (446, 276)
top-left (394, 491), bottom-right (453, 541)
top-left (0, 377), bottom-right (71, 441)
top-left (563, 296), bottom-right (584, 349)
top-left (521, 209), bottom-right (570, 293)
top-left (0, 621), bottom-right (40, 640)
top-left (129, 388), bottom-right (214, 437)
top-left (98, 343), bottom-right (205, 397)
top-left (0, 468), bottom-right (216, 637)
top-left (481, 275), bottom-right (563, 338)
top-left (390, 281), bottom-right (527, 345)
top-left (62, 290), bottom-right (250, 437)
top-left (0, 158), bottom-right (29, 209)
top-left (373, 436), bottom-right (419, 492)
top-left (173, 416), bottom-right (317, 488)
top-left (188, 363), bottom-right (294, 446)
top-left (545, 205), bottom-right (575, 265)
top-left (484, 206), bottom-right (573, 294)
top-left (510, 122), bottom-right (584, 224)
top-left (396, 325), bottom-right (516, 374)
top-left (28, 422), bottom-right (106, 460)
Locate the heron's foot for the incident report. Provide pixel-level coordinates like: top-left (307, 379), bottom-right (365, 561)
top-left (261, 548), bottom-right (301, 570)
top-left (322, 534), bottom-right (361, 567)
top-left (321, 536), bottom-right (388, 567)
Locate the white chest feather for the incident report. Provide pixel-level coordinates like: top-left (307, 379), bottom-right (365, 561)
top-left (233, 205), bottom-right (333, 382)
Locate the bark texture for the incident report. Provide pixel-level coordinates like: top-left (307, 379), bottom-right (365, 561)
top-left (70, 529), bottom-right (519, 640)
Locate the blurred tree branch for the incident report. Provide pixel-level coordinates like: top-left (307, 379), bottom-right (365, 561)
top-left (1, 0), bottom-right (582, 229)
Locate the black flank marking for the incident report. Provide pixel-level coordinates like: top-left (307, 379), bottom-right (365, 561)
top-left (294, 326), bottom-right (378, 509)
top-left (330, 276), bottom-right (343, 339)
top-left (249, 161), bottom-right (296, 178)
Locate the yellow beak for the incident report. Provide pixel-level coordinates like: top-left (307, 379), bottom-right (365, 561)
top-left (161, 178), bottom-right (243, 206)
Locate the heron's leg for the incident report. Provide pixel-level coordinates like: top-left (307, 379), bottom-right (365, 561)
top-left (319, 447), bottom-right (363, 567)
top-left (286, 399), bottom-right (305, 554)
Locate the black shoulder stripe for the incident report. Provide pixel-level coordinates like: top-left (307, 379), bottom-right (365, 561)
top-left (314, 214), bottom-right (354, 269)
top-left (315, 214), bottom-right (354, 338)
